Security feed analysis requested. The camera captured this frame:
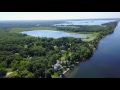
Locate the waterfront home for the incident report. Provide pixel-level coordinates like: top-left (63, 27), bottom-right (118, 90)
top-left (53, 63), bottom-right (62, 71)
top-left (60, 50), bottom-right (65, 53)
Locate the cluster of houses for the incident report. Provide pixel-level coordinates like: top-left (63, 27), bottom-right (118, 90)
top-left (52, 59), bottom-right (76, 78)
top-left (52, 50), bottom-right (80, 78)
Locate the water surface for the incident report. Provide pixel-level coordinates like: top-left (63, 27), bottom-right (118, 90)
top-left (68, 22), bottom-right (120, 78)
top-left (54, 20), bottom-right (116, 26)
top-left (21, 30), bottom-right (87, 39)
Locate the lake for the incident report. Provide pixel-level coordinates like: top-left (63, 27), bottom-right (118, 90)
top-left (54, 20), bottom-right (116, 26)
top-left (21, 30), bottom-right (87, 39)
top-left (68, 21), bottom-right (120, 78)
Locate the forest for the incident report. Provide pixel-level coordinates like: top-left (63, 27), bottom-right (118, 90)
top-left (0, 21), bottom-right (118, 78)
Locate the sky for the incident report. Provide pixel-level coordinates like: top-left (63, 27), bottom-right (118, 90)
top-left (0, 12), bottom-right (119, 20)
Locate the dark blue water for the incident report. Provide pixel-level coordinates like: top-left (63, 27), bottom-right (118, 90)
top-left (68, 22), bottom-right (120, 78)
top-left (21, 30), bottom-right (87, 39)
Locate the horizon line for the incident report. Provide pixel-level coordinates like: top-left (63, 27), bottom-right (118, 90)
top-left (0, 18), bottom-right (119, 21)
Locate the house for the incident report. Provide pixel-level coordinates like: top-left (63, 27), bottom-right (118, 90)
top-left (53, 63), bottom-right (62, 71)
top-left (60, 50), bottom-right (65, 53)
top-left (53, 60), bottom-right (63, 71)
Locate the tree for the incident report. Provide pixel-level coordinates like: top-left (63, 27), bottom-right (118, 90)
top-left (48, 68), bottom-right (54, 75)
top-left (0, 68), bottom-right (7, 78)
top-left (45, 70), bottom-right (52, 78)
top-left (0, 62), bottom-right (7, 68)
top-left (10, 60), bottom-right (19, 71)
top-left (35, 68), bottom-right (44, 78)
top-left (26, 72), bottom-right (35, 78)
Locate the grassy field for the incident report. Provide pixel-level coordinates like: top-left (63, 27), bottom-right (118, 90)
top-left (56, 25), bottom-right (80, 28)
top-left (6, 68), bottom-right (12, 72)
top-left (52, 72), bottom-right (59, 78)
top-left (9, 26), bottom-right (56, 33)
top-left (81, 33), bottom-right (98, 41)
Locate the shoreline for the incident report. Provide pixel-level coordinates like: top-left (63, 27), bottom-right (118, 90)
top-left (61, 31), bottom-right (116, 78)
top-left (64, 62), bottom-right (81, 78)
top-left (61, 46), bottom-right (98, 78)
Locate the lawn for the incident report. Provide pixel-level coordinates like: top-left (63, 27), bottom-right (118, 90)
top-left (81, 33), bottom-right (99, 41)
top-left (52, 72), bottom-right (59, 78)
